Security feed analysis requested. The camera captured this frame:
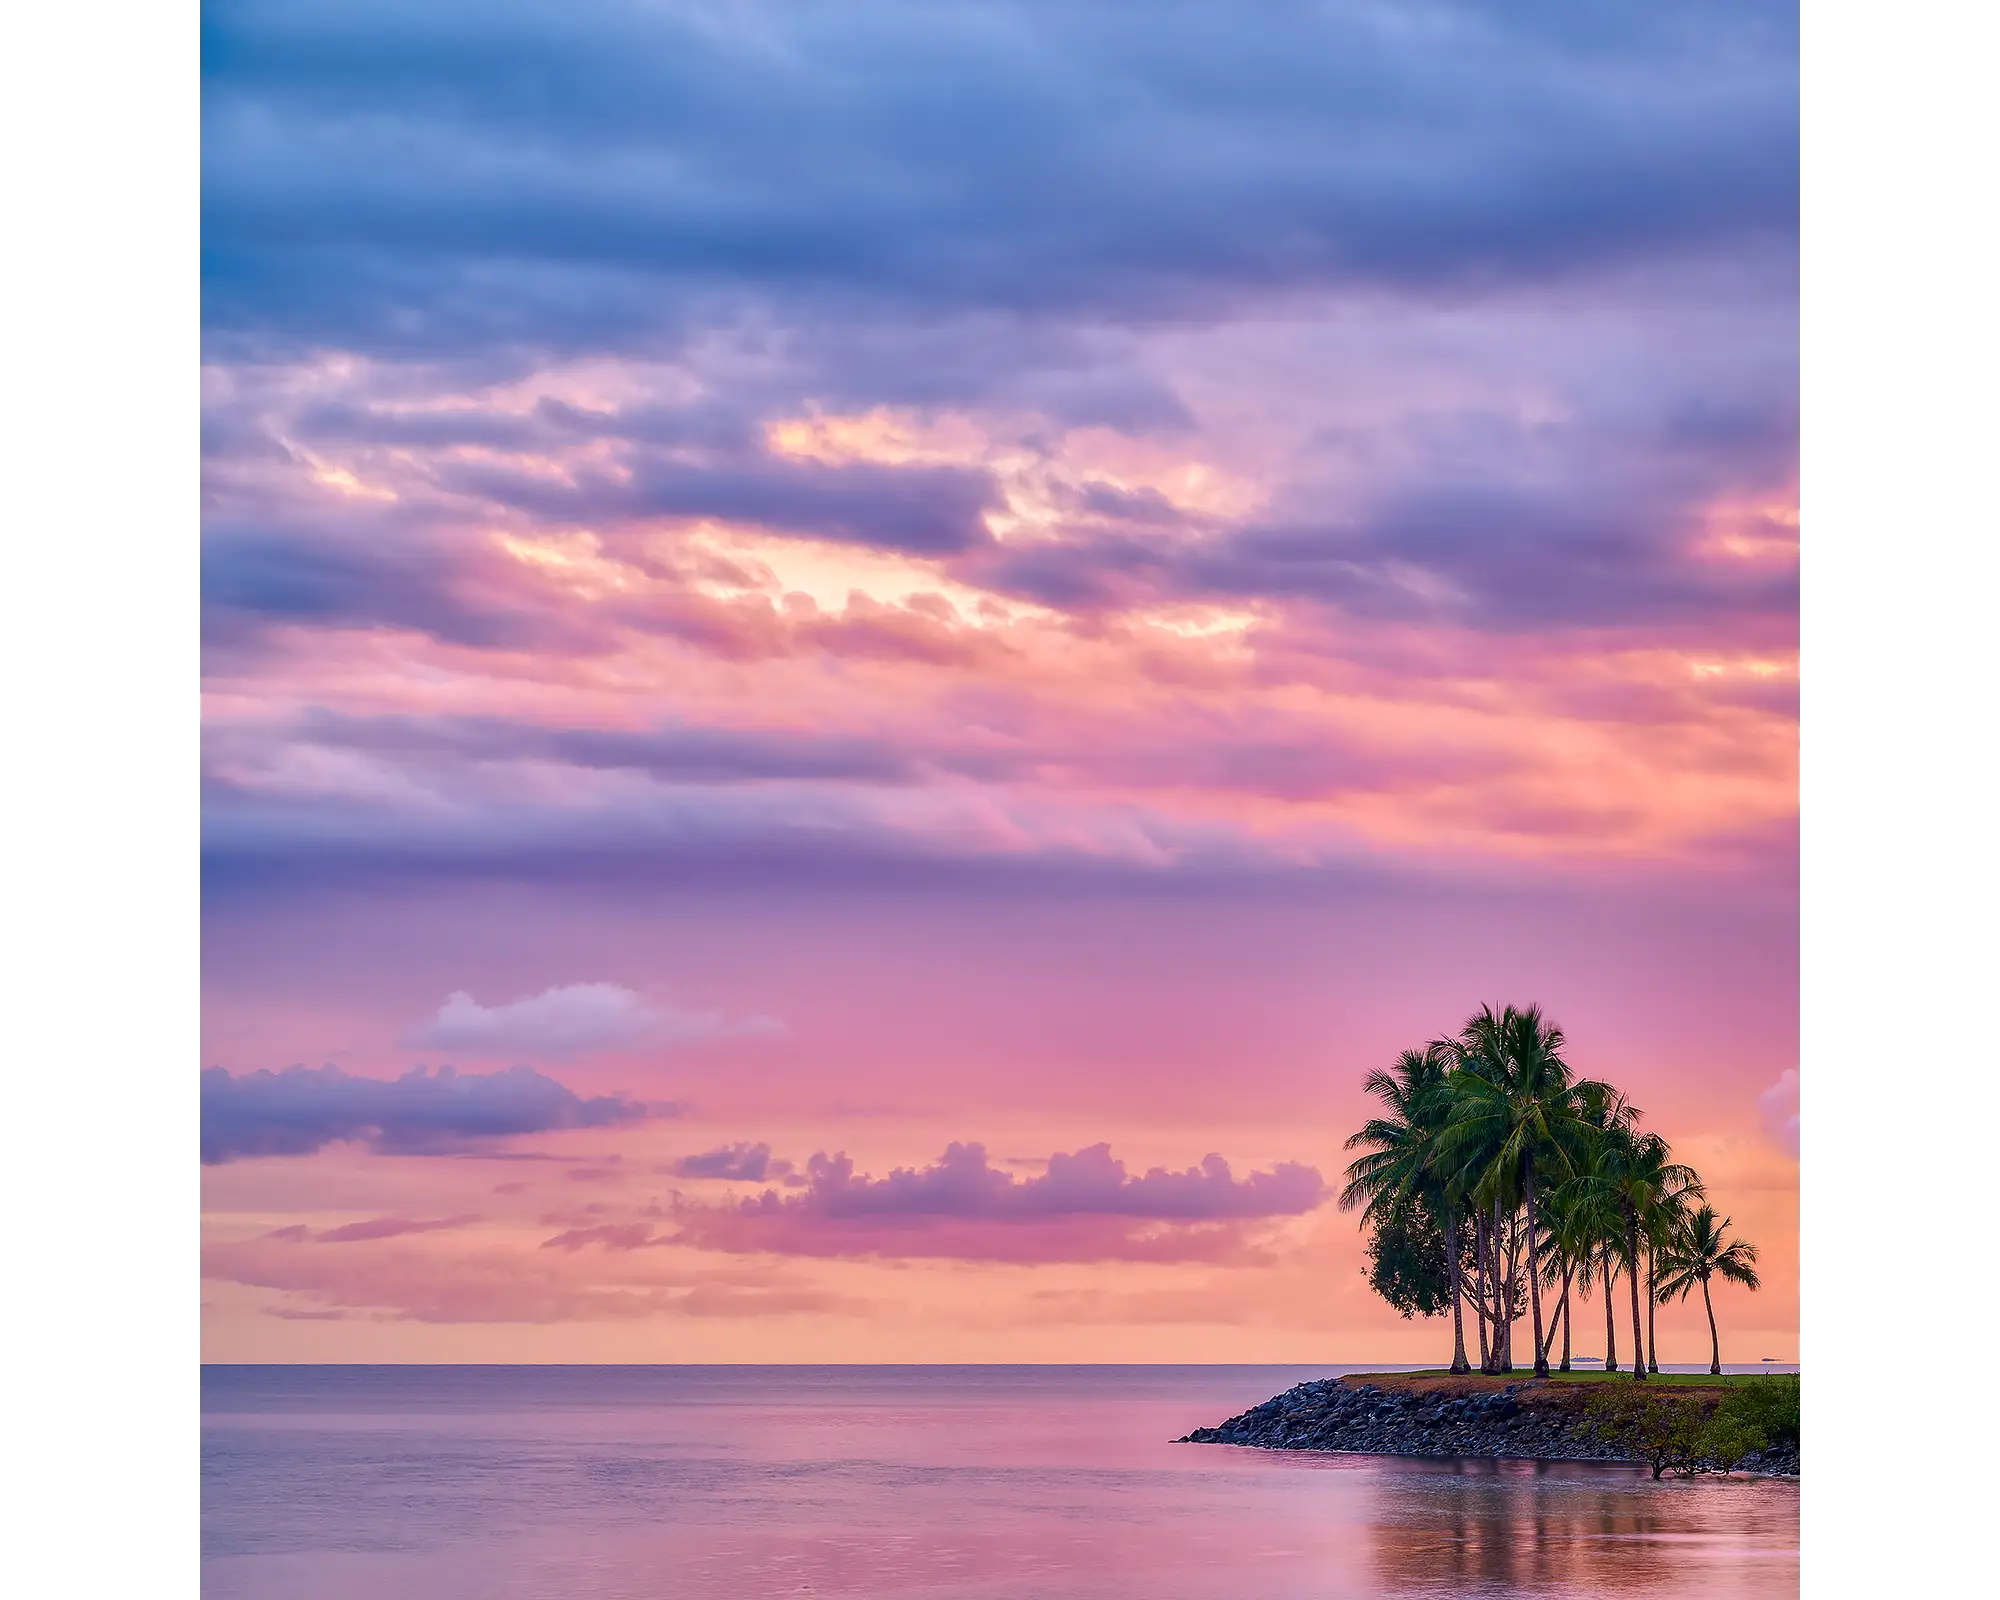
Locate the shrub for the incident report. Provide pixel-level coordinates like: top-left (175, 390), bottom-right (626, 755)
top-left (1719, 1375), bottom-right (1798, 1447)
top-left (1585, 1386), bottom-right (1767, 1479)
top-left (1697, 1411), bottom-right (1767, 1472)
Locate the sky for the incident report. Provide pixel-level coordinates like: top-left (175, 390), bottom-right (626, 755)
top-left (201, 0), bottom-right (1798, 1363)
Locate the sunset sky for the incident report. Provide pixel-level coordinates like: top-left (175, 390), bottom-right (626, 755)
top-left (201, 0), bottom-right (1798, 1362)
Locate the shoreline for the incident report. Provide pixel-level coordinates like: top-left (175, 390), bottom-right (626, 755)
top-left (1174, 1372), bottom-right (1800, 1477)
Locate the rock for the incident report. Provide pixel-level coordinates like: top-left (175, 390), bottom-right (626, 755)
top-left (1175, 1374), bottom-right (1801, 1477)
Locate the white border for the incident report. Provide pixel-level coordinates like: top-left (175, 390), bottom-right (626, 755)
top-left (1803, 2), bottom-right (1996, 1593)
top-left (2, 0), bottom-right (196, 1592)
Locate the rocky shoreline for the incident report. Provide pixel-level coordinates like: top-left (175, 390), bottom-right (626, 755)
top-left (1175, 1374), bottom-right (1800, 1477)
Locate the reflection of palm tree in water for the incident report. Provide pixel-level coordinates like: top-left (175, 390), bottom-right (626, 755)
top-left (1362, 1461), bottom-right (1696, 1596)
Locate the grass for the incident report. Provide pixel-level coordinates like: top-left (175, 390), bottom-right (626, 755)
top-left (1537, 1371), bottom-right (1785, 1387)
top-left (1385, 1368), bottom-right (1792, 1388)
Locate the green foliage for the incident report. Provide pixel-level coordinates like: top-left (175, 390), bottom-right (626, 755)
top-left (1585, 1385), bottom-right (1767, 1478)
top-left (1587, 1385), bottom-right (1702, 1477)
top-left (1657, 1205), bottom-right (1762, 1299)
top-left (1363, 1198), bottom-right (1453, 1319)
top-left (1719, 1375), bottom-right (1799, 1446)
top-left (1699, 1411), bottom-right (1767, 1470)
top-left (1341, 1044), bottom-right (1459, 1226)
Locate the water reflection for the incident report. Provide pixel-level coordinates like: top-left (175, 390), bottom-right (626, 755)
top-left (1365, 1457), bottom-right (1797, 1598)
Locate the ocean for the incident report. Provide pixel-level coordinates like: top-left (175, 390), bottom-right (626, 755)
top-left (202, 1364), bottom-right (1799, 1598)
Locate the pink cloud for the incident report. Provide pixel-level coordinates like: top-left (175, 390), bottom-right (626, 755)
top-left (201, 339), bottom-right (1795, 888)
top-left (314, 1214), bottom-right (480, 1244)
top-left (672, 1210), bottom-right (1289, 1265)
top-left (203, 1232), bottom-right (860, 1324)
top-left (1758, 1068), bottom-right (1799, 1156)
top-left (541, 1222), bottom-right (659, 1252)
top-left (407, 982), bottom-right (780, 1059)
top-left (668, 1142), bottom-right (1327, 1263)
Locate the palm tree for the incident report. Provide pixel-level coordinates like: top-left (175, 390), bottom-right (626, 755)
top-left (1618, 1132), bottom-right (1701, 1380)
top-left (1440, 1005), bottom-right (1613, 1378)
top-left (1656, 1205), bottom-right (1761, 1375)
top-left (1563, 1085), bottom-right (1639, 1373)
top-left (1434, 1030), bottom-right (1522, 1372)
top-left (1534, 1182), bottom-right (1597, 1372)
top-left (1641, 1164), bottom-right (1702, 1373)
top-left (1341, 1044), bottom-right (1470, 1372)
top-left (1557, 1115), bottom-right (1670, 1381)
top-left (1574, 1223), bottom-right (1621, 1371)
top-left (1339, 1007), bottom-right (1766, 1392)
top-left (1560, 1088), bottom-right (1640, 1376)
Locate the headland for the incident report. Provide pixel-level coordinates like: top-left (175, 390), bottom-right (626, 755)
top-left (1176, 1371), bottom-right (1800, 1477)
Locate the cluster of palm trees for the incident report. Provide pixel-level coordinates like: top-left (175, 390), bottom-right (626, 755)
top-left (1340, 1004), bottom-right (1762, 1379)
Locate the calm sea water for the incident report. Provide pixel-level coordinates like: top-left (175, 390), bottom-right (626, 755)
top-left (202, 1365), bottom-right (1799, 1599)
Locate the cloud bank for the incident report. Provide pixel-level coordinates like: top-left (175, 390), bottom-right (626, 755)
top-left (204, 1229), bottom-right (853, 1323)
top-left (201, 0), bottom-right (1797, 905)
top-left (203, 0), bottom-right (1795, 358)
top-left (200, 1063), bottom-right (652, 1163)
top-left (672, 1142), bottom-right (1330, 1262)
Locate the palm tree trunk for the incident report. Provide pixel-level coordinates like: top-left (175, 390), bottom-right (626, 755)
top-left (1603, 1242), bottom-right (1618, 1371)
top-left (1625, 1211), bottom-right (1647, 1381)
top-left (1646, 1245), bottom-right (1660, 1374)
top-left (1472, 1211), bottom-right (1491, 1371)
top-left (1525, 1155), bottom-right (1549, 1378)
top-left (1495, 1197), bottom-right (1513, 1371)
top-left (1537, 1263), bottom-right (1573, 1366)
top-left (1509, 1203), bottom-right (1524, 1371)
top-left (1559, 1289), bottom-right (1572, 1372)
top-left (1701, 1275), bottom-right (1721, 1376)
top-left (1483, 1203), bottom-right (1502, 1372)
top-left (1447, 1204), bottom-right (1470, 1373)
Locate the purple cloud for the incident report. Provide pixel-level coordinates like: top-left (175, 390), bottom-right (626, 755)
top-left (670, 1142), bottom-right (793, 1182)
top-left (200, 1063), bottom-right (653, 1163)
top-left (265, 1215), bottom-right (481, 1244)
top-left (670, 1142), bottom-right (1329, 1262)
top-left (776, 1142), bottom-right (1327, 1221)
top-left (540, 1222), bottom-right (659, 1253)
top-left (203, 3), bottom-right (1795, 357)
